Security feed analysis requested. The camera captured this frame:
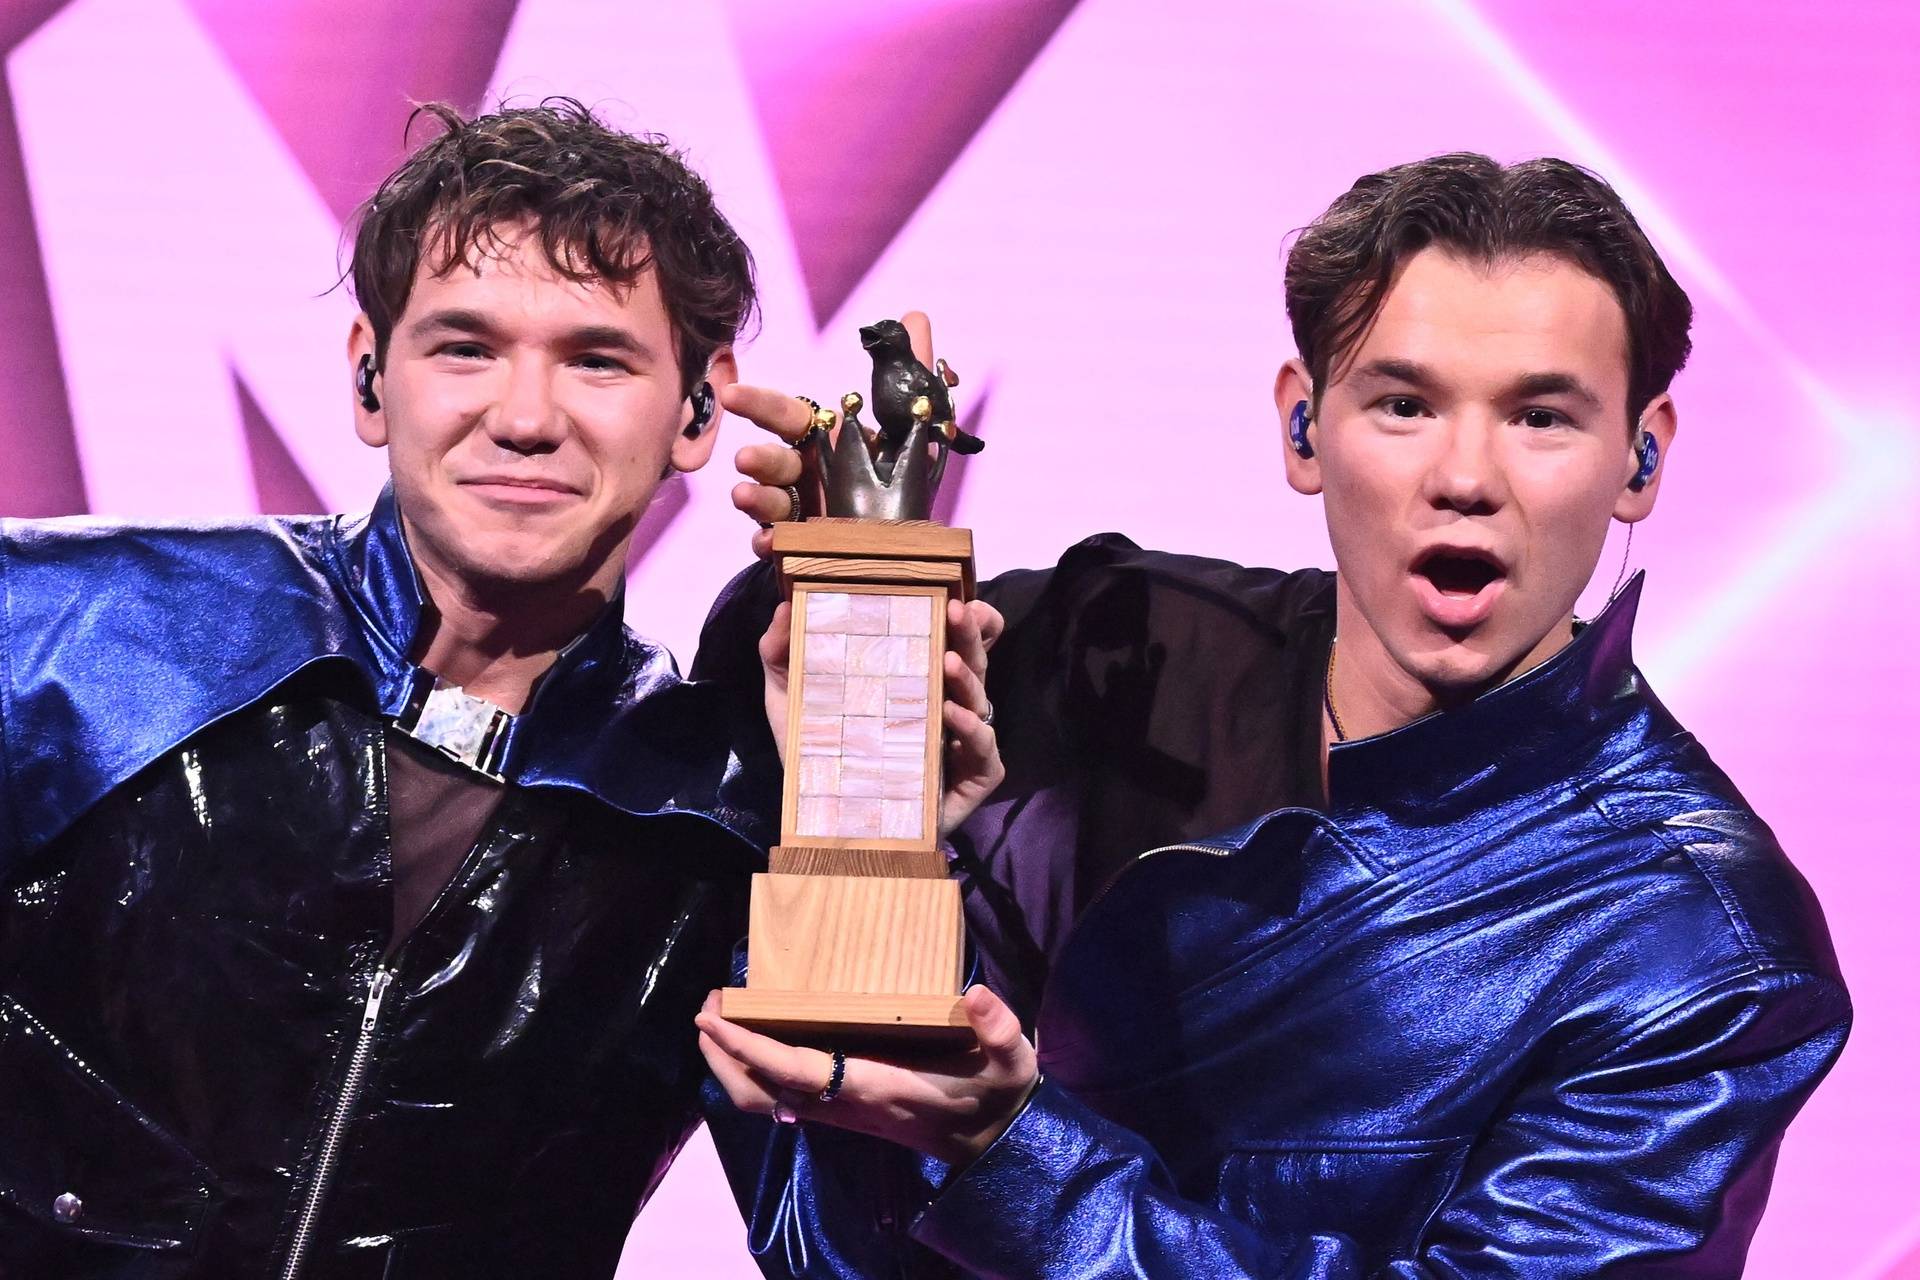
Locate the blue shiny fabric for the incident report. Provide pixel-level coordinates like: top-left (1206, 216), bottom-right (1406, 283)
top-left (0, 490), bottom-right (780, 1275)
top-left (915, 575), bottom-right (1848, 1275)
top-left (0, 487), bottom-right (775, 868)
top-left (702, 559), bottom-right (1847, 1278)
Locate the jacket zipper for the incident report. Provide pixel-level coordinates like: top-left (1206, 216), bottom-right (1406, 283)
top-left (1080, 842), bottom-right (1231, 917)
top-left (277, 964), bottom-right (393, 1280)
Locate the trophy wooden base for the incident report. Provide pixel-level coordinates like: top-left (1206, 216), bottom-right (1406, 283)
top-left (721, 870), bottom-right (974, 1052)
top-left (716, 990), bottom-right (972, 1050)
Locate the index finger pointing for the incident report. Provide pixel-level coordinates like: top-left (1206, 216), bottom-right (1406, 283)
top-left (720, 383), bottom-right (826, 444)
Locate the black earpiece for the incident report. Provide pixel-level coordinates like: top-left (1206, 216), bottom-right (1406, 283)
top-left (1627, 432), bottom-right (1659, 492)
top-left (1288, 400), bottom-right (1314, 458)
top-left (682, 381), bottom-right (716, 439)
top-left (356, 354), bottom-right (381, 412)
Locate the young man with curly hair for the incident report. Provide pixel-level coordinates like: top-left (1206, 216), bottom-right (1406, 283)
top-left (0, 99), bottom-right (998, 1279)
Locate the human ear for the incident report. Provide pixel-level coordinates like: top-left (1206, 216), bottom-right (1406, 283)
top-left (348, 315), bottom-right (386, 449)
top-left (671, 347), bottom-right (736, 474)
top-left (1276, 359), bottom-right (1321, 496)
top-left (1615, 393), bottom-right (1677, 523)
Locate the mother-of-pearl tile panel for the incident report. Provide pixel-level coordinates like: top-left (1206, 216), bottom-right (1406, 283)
top-left (793, 592), bottom-right (936, 843)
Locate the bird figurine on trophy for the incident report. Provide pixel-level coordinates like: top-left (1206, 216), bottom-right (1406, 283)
top-left (717, 320), bottom-right (983, 1047)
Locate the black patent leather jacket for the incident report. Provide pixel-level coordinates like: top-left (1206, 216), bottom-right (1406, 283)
top-left (0, 492), bottom-right (777, 1278)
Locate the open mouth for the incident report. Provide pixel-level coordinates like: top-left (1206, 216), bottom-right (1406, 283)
top-left (1414, 549), bottom-right (1505, 598)
top-left (1409, 546), bottom-right (1509, 630)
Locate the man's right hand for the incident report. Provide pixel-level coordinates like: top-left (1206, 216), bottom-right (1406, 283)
top-left (720, 311), bottom-right (938, 558)
top-left (715, 383), bottom-right (824, 559)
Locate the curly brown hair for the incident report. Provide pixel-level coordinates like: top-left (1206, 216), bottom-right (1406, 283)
top-left (1285, 154), bottom-right (1692, 428)
top-left (348, 98), bottom-right (758, 394)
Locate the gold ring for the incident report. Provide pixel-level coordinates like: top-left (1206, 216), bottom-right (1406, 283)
top-left (794, 395), bottom-right (835, 440)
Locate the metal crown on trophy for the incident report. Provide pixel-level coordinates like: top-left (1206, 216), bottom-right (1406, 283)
top-left (717, 320), bottom-right (984, 1048)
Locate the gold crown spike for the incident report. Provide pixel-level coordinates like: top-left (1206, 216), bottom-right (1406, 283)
top-left (841, 391), bottom-right (864, 416)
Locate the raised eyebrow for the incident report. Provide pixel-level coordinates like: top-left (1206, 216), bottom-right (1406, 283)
top-left (1505, 372), bottom-right (1604, 410)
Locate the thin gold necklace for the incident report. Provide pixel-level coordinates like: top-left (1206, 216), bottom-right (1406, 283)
top-left (1323, 637), bottom-right (1348, 743)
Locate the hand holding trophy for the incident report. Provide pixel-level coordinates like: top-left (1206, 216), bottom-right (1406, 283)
top-left (717, 320), bottom-right (989, 1049)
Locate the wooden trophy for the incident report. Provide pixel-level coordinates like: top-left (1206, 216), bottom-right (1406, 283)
top-left (718, 321), bottom-right (986, 1049)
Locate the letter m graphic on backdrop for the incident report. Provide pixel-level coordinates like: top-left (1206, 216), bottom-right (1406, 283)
top-left (8, 0), bottom-right (383, 515)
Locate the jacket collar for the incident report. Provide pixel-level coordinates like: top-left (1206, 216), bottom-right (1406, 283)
top-left (331, 488), bottom-right (779, 846)
top-left (0, 493), bottom-right (777, 860)
top-left (1196, 573), bottom-right (1660, 860)
top-left (339, 484), bottom-right (427, 676)
top-left (337, 484), bottom-right (645, 729)
top-left (1325, 572), bottom-right (1653, 838)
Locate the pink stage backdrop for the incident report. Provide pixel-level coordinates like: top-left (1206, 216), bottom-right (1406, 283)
top-left (3, 1), bottom-right (1915, 1274)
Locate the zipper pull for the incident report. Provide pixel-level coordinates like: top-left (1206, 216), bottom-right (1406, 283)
top-left (362, 968), bottom-right (394, 1032)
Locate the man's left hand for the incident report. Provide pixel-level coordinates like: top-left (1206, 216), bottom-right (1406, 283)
top-left (697, 985), bottom-right (1039, 1166)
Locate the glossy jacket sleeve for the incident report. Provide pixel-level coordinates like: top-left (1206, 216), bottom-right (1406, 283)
top-left (700, 1081), bottom-right (966, 1279)
top-left (911, 968), bottom-right (1849, 1278)
top-left (696, 930), bottom-right (967, 1280)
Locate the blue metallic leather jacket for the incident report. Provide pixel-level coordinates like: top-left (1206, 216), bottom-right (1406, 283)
top-left (0, 490), bottom-right (774, 868)
top-left (0, 491), bottom-right (777, 1277)
top-left (698, 538), bottom-right (1848, 1278)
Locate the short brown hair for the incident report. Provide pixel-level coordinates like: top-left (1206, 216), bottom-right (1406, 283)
top-left (349, 98), bottom-right (758, 394)
top-left (1284, 154), bottom-right (1692, 426)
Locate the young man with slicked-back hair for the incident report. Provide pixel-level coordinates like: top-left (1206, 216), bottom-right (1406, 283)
top-left (0, 99), bottom-right (999, 1279)
top-left (700, 154), bottom-right (1849, 1277)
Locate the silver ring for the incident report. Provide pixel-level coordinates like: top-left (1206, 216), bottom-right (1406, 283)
top-left (981, 702), bottom-right (995, 727)
top-left (783, 484), bottom-right (804, 522)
